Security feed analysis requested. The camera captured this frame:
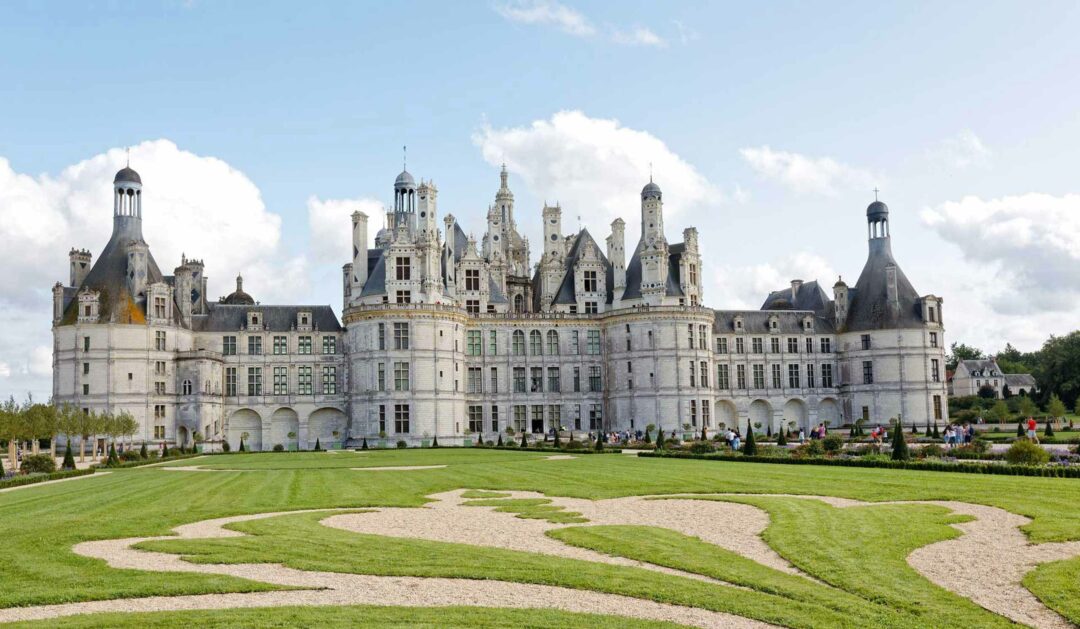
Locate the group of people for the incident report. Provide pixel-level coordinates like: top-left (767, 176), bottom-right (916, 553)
top-left (943, 423), bottom-right (975, 448)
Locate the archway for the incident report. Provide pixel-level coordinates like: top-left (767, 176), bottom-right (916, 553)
top-left (818, 398), bottom-right (841, 427)
top-left (271, 407), bottom-right (299, 451)
top-left (309, 408), bottom-right (348, 448)
top-left (177, 426), bottom-right (189, 448)
top-left (748, 399), bottom-right (772, 433)
top-left (229, 409), bottom-right (262, 451)
top-left (714, 400), bottom-right (737, 430)
top-left (783, 399), bottom-right (808, 432)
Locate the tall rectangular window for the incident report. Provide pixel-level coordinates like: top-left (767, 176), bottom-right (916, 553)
top-left (933, 395), bottom-right (943, 420)
top-left (465, 299), bottom-right (480, 314)
top-left (513, 367), bottom-right (526, 393)
top-left (377, 323), bottom-right (386, 350)
top-left (468, 406), bottom-right (484, 433)
top-left (488, 330), bottom-right (498, 355)
top-left (489, 367), bottom-right (499, 393)
top-left (771, 363), bottom-right (782, 389)
top-left (83, 336), bottom-right (90, 352)
top-left (323, 336), bottom-right (336, 354)
top-left (752, 364), bottom-right (764, 389)
top-left (862, 360), bottom-right (874, 384)
top-left (717, 364), bottom-right (730, 389)
top-left (378, 405), bottom-right (386, 434)
top-left (573, 366), bottom-right (581, 392)
top-left (548, 405), bottom-right (562, 430)
top-left (377, 363), bottom-right (385, 391)
top-left (393, 323), bottom-right (410, 349)
top-left (513, 405), bottom-right (527, 433)
top-left (225, 367), bottom-right (237, 396)
top-left (735, 337), bottom-right (745, 354)
top-left (688, 325), bottom-right (695, 348)
top-left (531, 405), bottom-right (545, 433)
top-left (771, 337), bottom-right (781, 354)
top-left (273, 336), bottom-right (287, 354)
top-left (717, 337), bottom-right (728, 354)
top-left (547, 366), bottom-right (561, 392)
top-left (702, 400), bottom-right (711, 426)
top-left (572, 405), bottom-right (582, 430)
top-left (395, 290), bottom-right (411, 304)
top-left (530, 330), bottom-right (543, 355)
top-left (570, 331), bottom-right (580, 354)
top-left (247, 336), bottom-right (261, 355)
top-left (820, 337), bottom-right (832, 353)
top-left (298, 366), bottom-right (313, 395)
top-left (394, 404), bottom-right (410, 433)
top-left (689, 361), bottom-right (697, 387)
top-left (589, 404), bottom-right (603, 430)
top-left (247, 367), bottom-right (262, 396)
top-left (807, 363), bottom-right (815, 388)
top-left (512, 331), bottom-right (525, 355)
top-left (273, 366), bottom-right (288, 395)
top-left (929, 332), bottom-right (938, 348)
top-left (931, 359), bottom-right (941, 383)
top-left (587, 330), bottom-right (601, 355)
top-left (394, 362), bottom-right (410, 391)
top-left (699, 325), bottom-right (707, 349)
top-left (322, 366), bottom-right (337, 394)
top-left (861, 334), bottom-right (871, 350)
top-left (464, 268), bottom-right (480, 291)
top-left (467, 330), bottom-right (482, 356)
top-left (752, 338), bottom-right (763, 354)
top-left (154, 296), bottom-right (166, 319)
top-left (821, 363), bottom-right (834, 388)
top-left (690, 400), bottom-right (697, 426)
top-left (583, 270), bottom-right (598, 292)
top-left (787, 337), bottom-right (798, 353)
top-left (395, 256), bottom-right (411, 280)
top-left (584, 301), bottom-right (598, 314)
top-left (298, 336), bottom-right (312, 354)
top-left (156, 331), bottom-right (167, 351)
top-left (736, 364), bottom-right (746, 389)
top-left (530, 367), bottom-right (543, 393)
top-left (806, 337), bottom-right (814, 354)
top-left (788, 364), bottom-right (801, 388)
top-left (700, 361), bottom-right (709, 387)
top-left (222, 336), bottom-right (237, 355)
top-left (588, 366), bottom-right (602, 392)
top-left (467, 367), bottom-right (482, 393)
top-left (490, 405), bottom-right (500, 433)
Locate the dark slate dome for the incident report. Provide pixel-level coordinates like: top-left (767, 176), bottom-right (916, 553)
top-left (866, 200), bottom-right (889, 220)
top-left (222, 274), bottom-right (255, 305)
top-left (394, 170), bottom-right (415, 188)
top-left (641, 181), bottom-right (661, 198)
top-left (114, 166), bottom-right (142, 184)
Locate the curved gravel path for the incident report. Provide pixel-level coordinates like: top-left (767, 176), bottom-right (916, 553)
top-left (0, 506), bottom-right (779, 628)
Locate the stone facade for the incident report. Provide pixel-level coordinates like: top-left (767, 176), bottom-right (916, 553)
top-left (52, 163), bottom-right (949, 451)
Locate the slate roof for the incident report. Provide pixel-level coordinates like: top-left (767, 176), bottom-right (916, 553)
top-left (713, 309), bottom-right (836, 334)
top-left (843, 238), bottom-right (925, 332)
top-left (552, 229), bottom-right (613, 305)
top-left (1005, 374), bottom-right (1037, 389)
top-left (488, 277), bottom-right (508, 304)
top-left (622, 240), bottom-right (688, 301)
top-left (760, 280), bottom-right (832, 315)
top-left (360, 249), bottom-right (387, 297)
top-left (957, 359), bottom-right (1001, 375)
top-left (192, 304), bottom-right (342, 332)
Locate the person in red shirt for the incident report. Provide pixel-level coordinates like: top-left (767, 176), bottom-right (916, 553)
top-left (1026, 416), bottom-right (1039, 444)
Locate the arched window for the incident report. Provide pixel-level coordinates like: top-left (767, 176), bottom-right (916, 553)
top-left (529, 330), bottom-right (543, 355)
top-left (514, 294), bottom-right (525, 313)
top-left (182, 379), bottom-right (192, 395)
top-left (546, 330), bottom-right (559, 354)
top-left (512, 330), bottom-right (525, 356)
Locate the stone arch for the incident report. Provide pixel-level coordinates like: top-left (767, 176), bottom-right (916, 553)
top-left (229, 408), bottom-right (262, 451)
top-left (309, 407), bottom-right (348, 448)
top-left (783, 399), bottom-right (808, 431)
top-left (818, 398), bottom-right (841, 427)
top-left (748, 399), bottom-right (772, 432)
top-left (270, 407), bottom-right (299, 450)
top-left (177, 425), bottom-right (189, 447)
top-left (514, 294), bottom-right (525, 313)
top-left (714, 400), bottom-right (737, 430)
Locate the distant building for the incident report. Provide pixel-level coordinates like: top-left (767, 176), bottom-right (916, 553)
top-left (950, 359), bottom-right (1037, 399)
top-left (52, 162), bottom-right (948, 450)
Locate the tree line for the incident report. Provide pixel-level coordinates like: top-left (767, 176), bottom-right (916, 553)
top-left (0, 396), bottom-right (139, 466)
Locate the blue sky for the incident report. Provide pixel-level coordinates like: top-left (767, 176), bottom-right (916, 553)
top-left (2, 1), bottom-right (1079, 397)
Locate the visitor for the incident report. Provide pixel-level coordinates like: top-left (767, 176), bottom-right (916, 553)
top-left (798, 428), bottom-right (805, 443)
top-left (731, 430), bottom-right (741, 451)
top-left (1026, 416), bottom-right (1039, 444)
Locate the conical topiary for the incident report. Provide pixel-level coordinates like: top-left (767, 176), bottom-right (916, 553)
top-left (475, 433), bottom-right (484, 447)
top-left (239, 438), bottom-right (246, 452)
top-left (932, 423), bottom-right (940, 439)
top-left (644, 428), bottom-right (652, 444)
top-left (361, 437), bottom-right (368, 450)
top-left (431, 434), bottom-right (439, 448)
top-left (594, 431), bottom-right (603, 451)
top-left (849, 424), bottom-right (856, 438)
top-left (106, 443), bottom-right (120, 467)
top-left (655, 429), bottom-right (664, 450)
top-left (140, 442), bottom-right (148, 459)
top-left (925, 423), bottom-right (932, 437)
top-left (701, 425), bottom-right (707, 442)
top-left (743, 420), bottom-right (757, 456)
top-left (1016, 422), bottom-right (1025, 437)
top-left (777, 429), bottom-right (787, 446)
top-left (0, 454), bottom-right (4, 477)
top-left (62, 441), bottom-right (76, 470)
top-left (891, 420), bottom-right (910, 461)
top-left (521, 431), bottom-right (528, 448)
top-left (497, 434), bottom-right (503, 447)
top-left (767, 423), bottom-right (772, 437)
top-left (911, 423), bottom-right (917, 434)
top-left (313, 438), bottom-right (321, 451)
top-left (553, 430), bottom-right (561, 448)
top-left (1045, 420), bottom-right (1055, 438)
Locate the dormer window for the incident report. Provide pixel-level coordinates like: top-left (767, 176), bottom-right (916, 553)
top-left (247, 311), bottom-right (262, 330)
top-left (802, 316), bottom-right (814, 332)
top-left (767, 314), bottom-right (779, 331)
top-left (733, 315), bottom-right (745, 331)
top-left (297, 311), bottom-right (313, 331)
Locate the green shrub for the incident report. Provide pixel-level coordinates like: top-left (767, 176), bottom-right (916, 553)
top-left (19, 454), bottom-right (56, 474)
top-left (742, 420), bottom-right (757, 456)
top-left (221, 440), bottom-right (231, 453)
top-left (891, 421), bottom-right (910, 461)
top-left (396, 440), bottom-right (408, 449)
top-left (119, 450), bottom-right (141, 462)
top-left (594, 432), bottom-right (603, 451)
top-left (794, 440), bottom-right (825, 457)
top-left (920, 443), bottom-right (945, 458)
top-left (822, 433), bottom-right (845, 454)
top-left (1045, 421), bottom-right (1055, 438)
top-left (105, 443), bottom-right (120, 467)
top-left (688, 440), bottom-right (715, 454)
top-left (777, 429), bottom-right (787, 446)
top-left (553, 431), bottom-right (561, 448)
top-left (61, 442), bottom-right (76, 470)
top-left (953, 409), bottom-right (978, 423)
top-left (272, 444), bottom-right (285, 452)
top-left (432, 434), bottom-right (439, 448)
top-left (313, 438), bottom-right (322, 451)
top-left (238, 438), bottom-right (246, 452)
top-left (565, 438), bottom-right (582, 450)
top-left (139, 442), bottom-right (148, 459)
top-left (1005, 440), bottom-right (1050, 466)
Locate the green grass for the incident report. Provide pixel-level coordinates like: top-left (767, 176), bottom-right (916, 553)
top-left (1, 448), bottom-right (1078, 627)
top-left (1024, 556), bottom-right (1080, 624)
top-left (1, 605), bottom-right (681, 628)
top-left (461, 497), bottom-right (588, 523)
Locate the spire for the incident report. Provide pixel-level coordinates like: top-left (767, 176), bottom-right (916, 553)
top-left (403, 145), bottom-right (407, 171)
top-left (236, 274), bottom-right (243, 292)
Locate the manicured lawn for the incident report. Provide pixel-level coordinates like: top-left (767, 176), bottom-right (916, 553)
top-left (0, 448), bottom-right (1077, 627)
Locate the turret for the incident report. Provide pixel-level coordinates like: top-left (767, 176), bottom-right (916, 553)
top-left (417, 180), bottom-right (438, 235)
top-left (607, 218), bottom-right (626, 301)
top-left (52, 282), bottom-right (64, 324)
top-left (125, 240), bottom-right (149, 299)
top-left (393, 168), bottom-right (417, 236)
top-left (112, 166), bottom-right (143, 241)
top-left (542, 204), bottom-right (562, 259)
top-left (174, 260), bottom-right (194, 325)
top-left (833, 276), bottom-right (848, 329)
top-left (640, 178), bottom-right (665, 246)
top-left (69, 248), bottom-right (92, 287)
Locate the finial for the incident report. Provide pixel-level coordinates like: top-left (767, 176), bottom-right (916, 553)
top-left (873, 187), bottom-right (880, 201)
top-left (403, 145), bottom-right (407, 171)
top-left (126, 147), bottom-right (130, 168)
top-left (649, 161), bottom-right (653, 183)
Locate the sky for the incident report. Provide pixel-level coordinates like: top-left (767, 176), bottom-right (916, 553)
top-left (2, 0), bottom-right (1079, 399)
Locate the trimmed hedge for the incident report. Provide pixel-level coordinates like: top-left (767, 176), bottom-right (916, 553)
top-left (0, 468), bottom-right (95, 489)
top-left (489, 446), bottom-right (623, 454)
top-left (91, 453), bottom-right (202, 469)
top-left (639, 451), bottom-right (1080, 478)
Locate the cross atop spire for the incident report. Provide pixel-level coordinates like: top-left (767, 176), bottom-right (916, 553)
top-left (126, 147), bottom-right (130, 168)
top-left (873, 186), bottom-right (880, 201)
top-left (649, 161), bottom-right (653, 183)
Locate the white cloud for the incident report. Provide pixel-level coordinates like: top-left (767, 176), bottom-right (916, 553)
top-left (672, 19), bottom-right (699, 45)
top-left (921, 193), bottom-right (1080, 314)
top-left (0, 363), bottom-right (10, 379)
top-left (709, 252), bottom-right (838, 309)
top-left (493, 0), bottom-right (595, 37)
top-left (472, 110), bottom-right (719, 245)
top-left (0, 139), bottom-right (309, 397)
top-left (739, 146), bottom-right (878, 196)
top-left (926, 129), bottom-right (991, 170)
top-left (610, 27), bottom-right (666, 48)
top-left (307, 196), bottom-right (384, 264)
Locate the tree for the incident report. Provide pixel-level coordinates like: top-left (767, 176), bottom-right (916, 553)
top-left (520, 431), bottom-right (528, 448)
top-left (74, 409), bottom-right (99, 462)
top-left (644, 423), bottom-right (654, 444)
top-left (239, 437), bottom-right (246, 452)
top-left (977, 384), bottom-right (997, 399)
top-left (655, 430), bottom-right (664, 450)
top-left (496, 434), bottom-right (503, 447)
top-left (313, 438), bottom-right (321, 451)
top-left (56, 403), bottom-right (80, 460)
top-left (106, 442), bottom-right (119, 467)
top-left (1045, 420), bottom-right (1055, 438)
top-left (1018, 396), bottom-right (1038, 417)
top-left (61, 441), bottom-right (76, 470)
top-left (777, 428), bottom-right (787, 446)
top-left (1016, 422), bottom-right (1025, 438)
top-left (989, 400), bottom-right (1010, 426)
top-left (1001, 384), bottom-right (1013, 399)
top-left (116, 411), bottom-right (138, 450)
top-left (1048, 394), bottom-right (1066, 427)
top-left (891, 418), bottom-right (910, 461)
top-left (947, 342), bottom-right (984, 371)
top-left (23, 399), bottom-right (57, 457)
top-left (431, 434), bottom-right (439, 448)
top-left (932, 423), bottom-right (940, 439)
top-left (0, 396), bottom-right (27, 468)
top-left (742, 420), bottom-right (757, 456)
top-left (140, 442), bottom-right (148, 459)
top-left (593, 431), bottom-right (603, 451)
top-left (924, 423), bottom-right (932, 437)
top-left (1033, 331), bottom-right (1080, 412)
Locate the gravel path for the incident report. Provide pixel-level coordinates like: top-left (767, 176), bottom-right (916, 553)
top-left (1, 506), bottom-right (779, 628)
